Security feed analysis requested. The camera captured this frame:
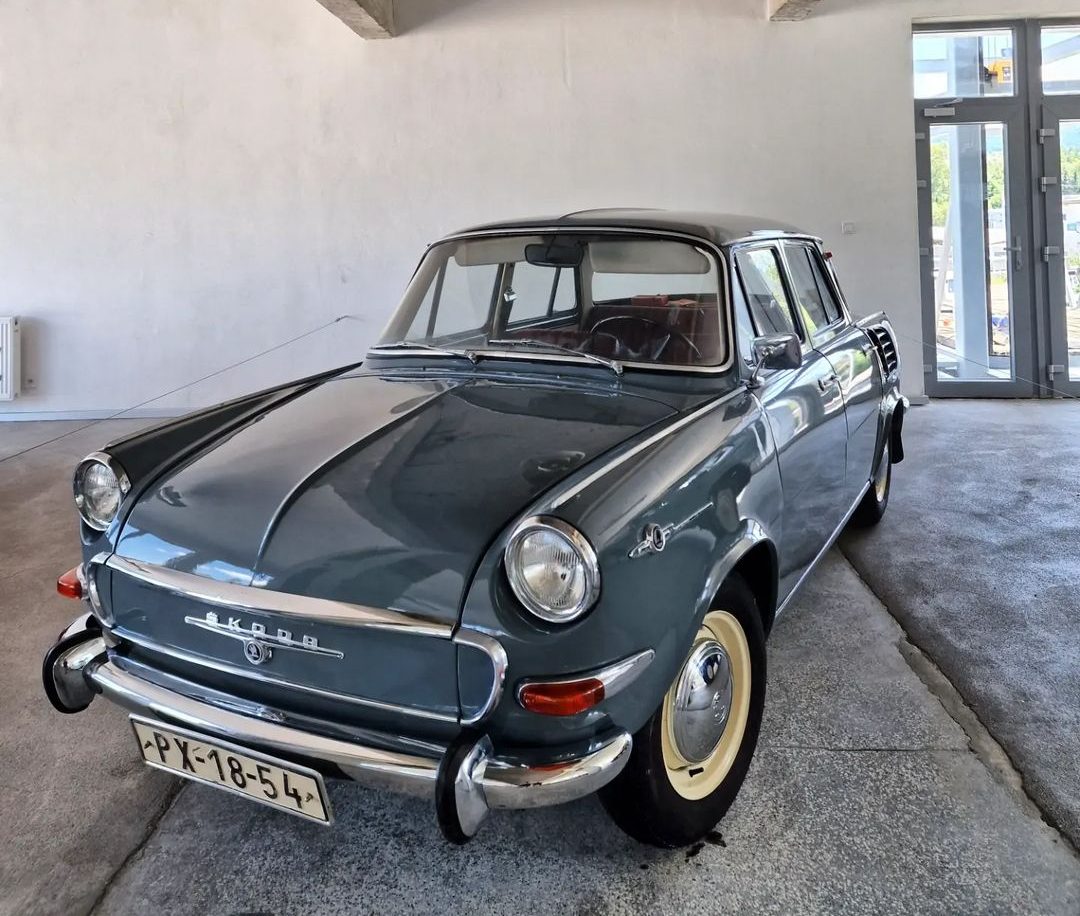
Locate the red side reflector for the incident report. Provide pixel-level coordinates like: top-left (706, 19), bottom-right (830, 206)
top-left (824, 250), bottom-right (834, 260)
top-left (518, 678), bottom-right (605, 717)
top-left (56, 567), bottom-right (83, 600)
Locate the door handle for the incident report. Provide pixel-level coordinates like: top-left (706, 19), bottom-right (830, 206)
top-left (818, 373), bottom-right (839, 392)
top-left (1004, 236), bottom-right (1023, 271)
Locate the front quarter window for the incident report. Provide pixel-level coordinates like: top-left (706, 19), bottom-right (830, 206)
top-left (375, 233), bottom-right (727, 368)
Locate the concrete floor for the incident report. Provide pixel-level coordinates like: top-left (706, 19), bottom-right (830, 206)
top-left (3, 407), bottom-right (1080, 915)
top-left (841, 399), bottom-right (1080, 850)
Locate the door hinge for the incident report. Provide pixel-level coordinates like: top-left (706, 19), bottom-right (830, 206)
top-left (916, 179), bottom-right (928, 190)
top-left (1038, 127), bottom-right (1057, 144)
top-left (919, 247), bottom-right (931, 257)
top-left (923, 364), bottom-right (933, 374)
top-left (1048, 364), bottom-right (1065, 380)
top-left (915, 131), bottom-right (927, 141)
top-left (1040, 176), bottom-right (1059, 191)
top-left (1044, 246), bottom-right (1062, 261)
top-left (924, 106), bottom-right (956, 118)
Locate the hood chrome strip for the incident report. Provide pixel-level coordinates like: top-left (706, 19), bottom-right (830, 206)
top-left (106, 555), bottom-right (453, 638)
top-left (547, 386), bottom-right (746, 510)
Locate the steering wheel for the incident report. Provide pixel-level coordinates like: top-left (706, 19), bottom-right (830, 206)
top-left (588, 315), bottom-right (701, 362)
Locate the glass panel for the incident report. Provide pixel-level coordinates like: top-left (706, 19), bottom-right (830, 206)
top-left (379, 235), bottom-right (725, 367)
top-left (736, 248), bottom-right (797, 337)
top-left (506, 261), bottom-right (559, 322)
top-left (929, 123), bottom-right (1014, 382)
top-left (1042, 27), bottom-right (1080, 95)
top-left (914, 29), bottom-right (1015, 99)
top-left (1057, 120), bottom-right (1080, 380)
top-left (785, 245), bottom-right (832, 337)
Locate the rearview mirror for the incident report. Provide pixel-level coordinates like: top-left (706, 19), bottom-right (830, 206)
top-left (749, 332), bottom-right (801, 387)
top-left (525, 240), bottom-right (584, 268)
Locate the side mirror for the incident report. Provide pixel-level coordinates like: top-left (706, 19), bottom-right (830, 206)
top-left (749, 332), bottom-right (801, 387)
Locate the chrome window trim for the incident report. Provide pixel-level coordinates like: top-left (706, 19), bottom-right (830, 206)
top-left (368, 225), bottom-right (736, 376)
top-left (515, 648), bottom-right (655, 709)
top-left (103, 555), bottom-right (509, 725)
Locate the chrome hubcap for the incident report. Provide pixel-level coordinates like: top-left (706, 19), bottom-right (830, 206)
top-left (874, 443), bottom-right (890, 501)
top-left (670, 639), bottom-right (734, 763)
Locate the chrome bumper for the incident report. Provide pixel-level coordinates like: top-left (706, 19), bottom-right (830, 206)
top-left (43, 617), bottom-right (632, 842)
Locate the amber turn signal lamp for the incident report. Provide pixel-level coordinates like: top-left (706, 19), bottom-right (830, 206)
top-left (56, 567), bottom-right (83, 600)
top-left (518, 678), bottom-right (605, 716)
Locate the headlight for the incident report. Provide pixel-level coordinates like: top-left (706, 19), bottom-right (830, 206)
top-left (73, 452), bottom-right (131, 531)
top-left (505, 516), bottom-right (600, 623)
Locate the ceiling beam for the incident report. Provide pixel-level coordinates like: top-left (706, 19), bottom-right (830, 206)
top-left (768, 0), bottom-right (824, 21)
top-left (314, 0), bottom-right (395, 39)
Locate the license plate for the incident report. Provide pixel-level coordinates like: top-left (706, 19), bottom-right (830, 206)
top-left (131, 716), bottom-right (332, 824)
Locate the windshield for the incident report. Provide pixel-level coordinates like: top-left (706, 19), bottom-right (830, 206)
top-left (375, 233), bottom-right (726, 369)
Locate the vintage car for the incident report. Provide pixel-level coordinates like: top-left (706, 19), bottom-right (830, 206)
top-left (43, 210), bottom-right (906, 847)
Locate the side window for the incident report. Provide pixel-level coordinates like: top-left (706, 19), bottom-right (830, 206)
top-left (505, 261), bottom-right (559, 323)
top-left (734, 247), bottom-right (799, 337)
top-left (730, 269), bottom-right (757, 367)
top-left (784, 245), bottom-right (832, 337)
top-left (549, 267), bottom-right (578, 315)
top-left (505, 264), bottom-right (578, 325)
top-left (807, 250), bottom-right (843, 323)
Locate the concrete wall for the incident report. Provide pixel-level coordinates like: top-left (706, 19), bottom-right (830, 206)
top-left (1, 0), bottom-right (1077, 417)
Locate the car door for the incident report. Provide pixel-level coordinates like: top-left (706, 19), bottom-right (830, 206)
top-left (780, 241), bottom-right (882, 505)
top-left (732, 243), bottom-right (848, 600)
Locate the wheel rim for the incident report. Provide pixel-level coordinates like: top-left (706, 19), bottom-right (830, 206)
top-left (661, 610), bottom-right (752, 801)
top-left (874, 442), bottom-right (890, 502)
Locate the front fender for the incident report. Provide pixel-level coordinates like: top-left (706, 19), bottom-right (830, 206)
top-left (458, 387), bottom-right (783, 746)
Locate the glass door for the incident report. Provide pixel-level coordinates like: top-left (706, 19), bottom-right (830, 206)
top-left (914, 25), bottom-right (1037, 396)
top-left (1039, 24), bottom-right (1080, 397)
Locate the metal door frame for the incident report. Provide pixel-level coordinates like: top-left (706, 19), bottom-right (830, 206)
top-left (914, 19), bottom-right (1038, 397)
top-left (1033, 19), bottom-right (1080, 397)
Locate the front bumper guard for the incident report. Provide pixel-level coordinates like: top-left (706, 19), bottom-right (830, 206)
top-left (43, 617), bottom-right (632, 843)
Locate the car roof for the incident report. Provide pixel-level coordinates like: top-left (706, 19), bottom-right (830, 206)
top-left (448, 208), bottom-right (816, 246)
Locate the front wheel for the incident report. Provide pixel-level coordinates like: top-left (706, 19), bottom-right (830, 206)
top-left (599, 575), bottom-right (766, 848)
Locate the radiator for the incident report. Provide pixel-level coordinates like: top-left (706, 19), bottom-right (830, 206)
top-left (0, 317), bottom-right (21, 400)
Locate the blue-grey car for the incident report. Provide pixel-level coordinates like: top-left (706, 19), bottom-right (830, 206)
top-left (44, 210), bottom-right (905, 847)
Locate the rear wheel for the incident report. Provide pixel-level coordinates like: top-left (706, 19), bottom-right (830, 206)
top-left (850, 440), bottom-right (891, 528)
top-left (599, 575), bottom-right (766, 847)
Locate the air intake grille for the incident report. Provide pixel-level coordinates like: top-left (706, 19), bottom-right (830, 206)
top-left (866, 325), bottom-right (898, 375)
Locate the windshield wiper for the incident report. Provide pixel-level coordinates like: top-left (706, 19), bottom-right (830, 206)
top-left (370, 341), bottom-right (478, 363)
top-left (487, 338), bottom-right (623, 376)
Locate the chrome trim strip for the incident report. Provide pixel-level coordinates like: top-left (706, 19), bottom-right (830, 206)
top-left (369, 225), bottom-right (736, 376)
top-left (515, 648), bottom-right (655, 709)
top-left (453, 629), bottom-right (509, 726)
top-left (549, 387), bottom-right (746, 509)
top-left (106, 555), bottom-right (453, 638)
top-left (84, 655), bottom-right (631, 810)
top-left (113, 627), bottom-right (460, 723)
top-left (774, 480), bottom-right (872, 620)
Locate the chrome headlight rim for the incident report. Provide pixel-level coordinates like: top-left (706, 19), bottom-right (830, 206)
top-left (505, 515), bottom-right (601, 624)
top-left (73, 451), bottom-right (131, 532)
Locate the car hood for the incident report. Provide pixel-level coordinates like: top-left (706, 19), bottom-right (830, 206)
top-left (115, 370), bottom-right (676, 623)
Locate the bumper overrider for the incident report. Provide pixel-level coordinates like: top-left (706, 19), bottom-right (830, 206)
top-left (43, 613), bottom-right (632, 843)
